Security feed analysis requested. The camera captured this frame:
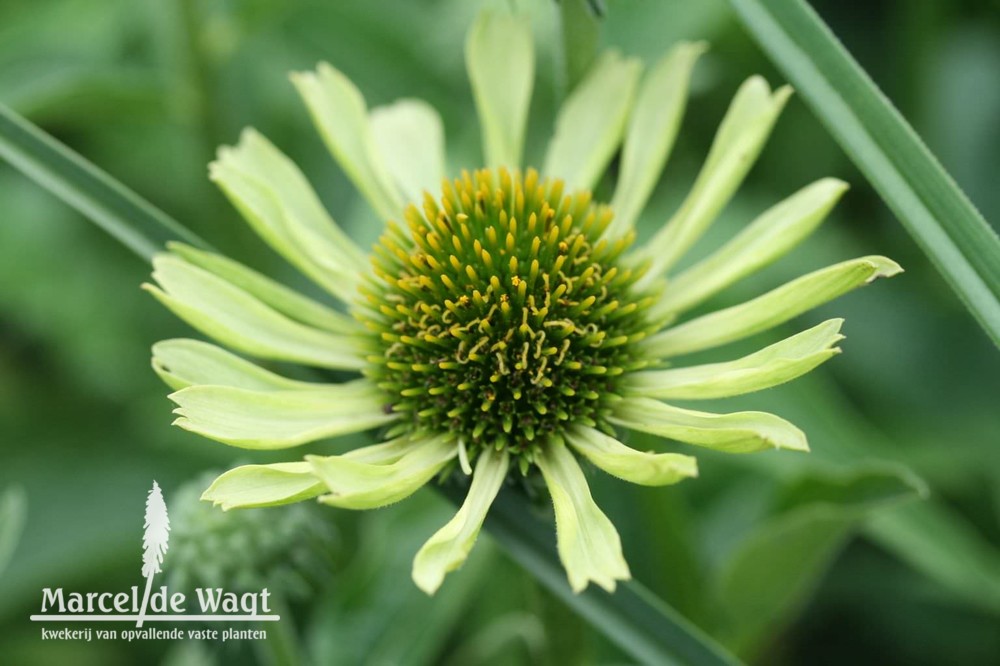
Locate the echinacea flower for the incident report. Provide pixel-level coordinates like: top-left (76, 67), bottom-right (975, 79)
top-left (145, 10), bottom-right (900, 595)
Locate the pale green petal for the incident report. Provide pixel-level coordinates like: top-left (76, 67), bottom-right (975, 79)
top-left (465, 10), bottom-right (534, 169)
top-left (536, 439), bottom-right (631, 593)
top-left (209, 129), bottom-right (367, 302)
top-left (145, 254), bottom-right (370, 370)
top-left (610, 397), bottom-right (808, 453)
top-left (168, 242), bottom-right (358, 334)
top-left (370, 99), bottom-right (446, 205)
top-left (308, 435), bottom-right (457, 510)
top-left (626, 319), bottom-right (844, 400)
top-left (543, 51), bottom-right (642, 191)
top-left (291, 63), bottom-right (403, 220)
top-left (633, 77), bottom-right (793, 285)
top-left (565, 425), bottom-right (697, 487)
top-left (652, 179), bottom-right (849, 318)
top-left (412, 447), bottom-right (509, 594)
top-left (343, 436), bottom-right (415, 464)
top-left (201, 463), bottom-right (325, 510)
top-left (169, 381), bottom-right (395, 449)
top-left (152, 339), bottom-right (323, 391)
top-left (642, 256), bottom-right (902, 358)
top-left (608, 42), bottom-right (706, 236)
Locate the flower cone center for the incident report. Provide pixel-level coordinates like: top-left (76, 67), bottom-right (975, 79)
top-left (362, 168), bottom-right (656, 467)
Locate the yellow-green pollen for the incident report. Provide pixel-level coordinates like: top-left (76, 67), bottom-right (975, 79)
top-left (361, 168), bottom-right (658, 468)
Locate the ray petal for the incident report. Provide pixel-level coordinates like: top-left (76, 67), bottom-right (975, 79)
top-left (610, 397), bottom-right (808, 454)
top-left (536, 439), bottom-right (631, 593)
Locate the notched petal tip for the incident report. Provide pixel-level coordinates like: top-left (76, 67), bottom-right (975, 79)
top-left (537, 441), bottom-right (632, 594)
top-left (167, 385), bottom-right (195, 405)
top-left (411, 448), bottom-right (509, 596)
top-left (864, 255), bottom-right (904, 280)
top-left (566, 426), bottom-right (698, 487)
top-left (772, 423), bottom-right (809, 452)
top-left (211, 143), bottom-right (239, 167)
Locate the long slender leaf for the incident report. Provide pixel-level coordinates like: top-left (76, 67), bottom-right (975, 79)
top-left (724, 0), bottom-right (1000, 346)
top-left (866, 502), bottom-right (1000, 614)
top-left (0, 102), bottom-right (207, 261)
top-left (0, 100), bottom-right (738, 666)
top-left (716, 465), bottom-right (926, 654)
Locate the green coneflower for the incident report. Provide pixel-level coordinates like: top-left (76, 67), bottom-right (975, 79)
top-left (145, 11), bottom-right (900, 595)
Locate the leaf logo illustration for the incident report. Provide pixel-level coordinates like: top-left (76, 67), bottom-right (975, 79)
top-left (137, 481), bottom-right (170, 627)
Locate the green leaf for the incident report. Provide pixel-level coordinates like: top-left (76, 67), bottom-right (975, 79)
top-left (716, 465), bottom-right (925, 653)
top-left (720, 505), bottom-right (851, 654)
top-left (0, 103), bottom-right (205, 261)
top-left (734, 362), bottom-right (1000, 618)
top-left (866, 501), bottom-right (1000, 614)
top-left (772, 464), bottom-right (929, 514)
top-left (724, 0), bottom-right (1000, 346)
top-left (0, 486), bottom-right (27, 576)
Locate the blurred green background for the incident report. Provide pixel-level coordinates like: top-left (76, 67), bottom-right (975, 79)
top-left (1, 0), bottom-right (998, 664)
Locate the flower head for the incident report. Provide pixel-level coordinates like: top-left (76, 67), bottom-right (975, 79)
top-left (146, 10), bottom-right (900, 595)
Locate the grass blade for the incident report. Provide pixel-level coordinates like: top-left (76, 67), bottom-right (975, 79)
top-left (0, 102), bottom-right (208, 261)
top-left (724, 0), bottom-right (1000, 346)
